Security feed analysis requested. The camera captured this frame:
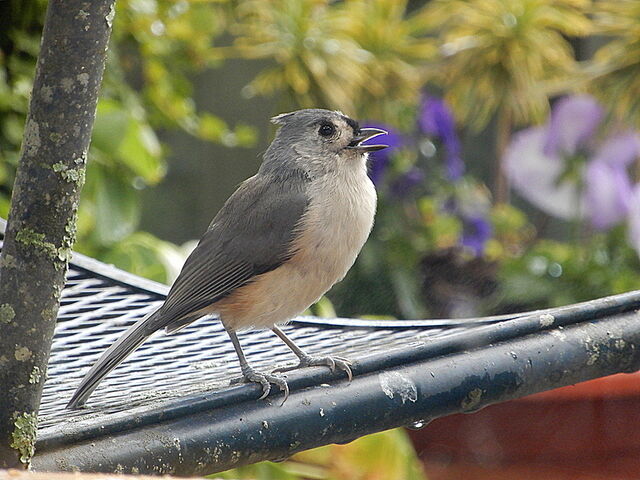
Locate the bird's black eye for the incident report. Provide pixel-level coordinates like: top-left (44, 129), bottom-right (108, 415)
top-left (318, 123), bottom-right (335, 137)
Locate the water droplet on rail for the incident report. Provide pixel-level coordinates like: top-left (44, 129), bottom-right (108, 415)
top-left (406, 419), bottom-right (431, 430)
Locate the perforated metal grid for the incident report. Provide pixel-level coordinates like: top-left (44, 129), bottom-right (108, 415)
top-left (38, 260), bottom-right (494, 435)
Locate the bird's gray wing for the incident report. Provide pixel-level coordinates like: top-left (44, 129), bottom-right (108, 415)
top-left (66, 172), bottom-right (309, 409)
top-left (157, 171), bottom-right (309, 331)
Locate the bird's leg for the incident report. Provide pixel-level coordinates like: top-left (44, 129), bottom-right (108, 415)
top-left (224, 324), bottom-right (289, 402)
top-left (271, 325), bottom-right (352, 381)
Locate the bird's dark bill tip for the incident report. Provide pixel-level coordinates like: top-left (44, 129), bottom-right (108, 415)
top-left (347, 143), bottom-right (389, 152)
top-left (361, 144), bottom-right (388, 152)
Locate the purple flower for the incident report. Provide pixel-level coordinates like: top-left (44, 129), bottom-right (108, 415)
top-left (627, 184), bottom-right (640, 256)
top-left (584, 161), bottom-right (630, 230)
top-left (543, 95), bottom-right (603, 156)
top-left (390, 167), bottom-right (425, 198)
top-left (419, 95), bottom-right (464, 180)
top-left (461, 215), bottom-right (493, 256)
top-left (363, 123), bottom-right (403, 185)
top-left (591, 131), bottom-right (640, 168)
top-left (504, 126), bottom-right (585, 220)
top-left (584, 132), bottom-right (640, 230)
top-left (505, 95), bottom-right (640, 229)
top-left (452, 181), bottom-right (493, 256)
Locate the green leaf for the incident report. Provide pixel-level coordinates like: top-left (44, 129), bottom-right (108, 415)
top-left (234, 122), bottom-right (258, 147)
top-left (93, 169), bottom-right (140, 246)
top-left (216, 429), bottom-right (426, 480)
top-left (92, 99), bottom-right (130, 157)
top-left (309, 296), bottom-right (337, 318)
top-left (92, 98), bottom-right (164, 183)
top-left (117, 118), bottom-right (163, 183)
top-left (390, 267), bottom-right (426, 318)
top-left (197, 112), bottom-right (227, 142)
top-left (101, 231), bottom-right (184, 284)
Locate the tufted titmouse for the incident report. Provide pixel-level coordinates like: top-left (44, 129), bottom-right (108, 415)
top-left (67, 109), bottom-right (388, 408)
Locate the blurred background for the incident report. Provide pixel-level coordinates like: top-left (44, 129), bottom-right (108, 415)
top-left (2, 0), bottom-right (640, 478)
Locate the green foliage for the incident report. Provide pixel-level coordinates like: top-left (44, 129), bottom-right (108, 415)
top-left (495, 229), bottom-right (640, 311)
top-left (99, 232), bottom-right (187, 283)
top-left (590, 0), bottom-right (640, 127)
top-left (422, 0), bottom-right (593, 130)
top-left (215, 428), bottom-right (426, 480)
top-left (229, 0), bottom-right (364, 111)
top-left (226, 0), bottom-right (435, 122)
top-left (109, 0), bottom-right (248, 142)
top-left (0, 0), bottom-right (258, 284)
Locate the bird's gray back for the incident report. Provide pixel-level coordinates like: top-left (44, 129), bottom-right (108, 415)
top-left (157, 169), bottom-right (310, 331)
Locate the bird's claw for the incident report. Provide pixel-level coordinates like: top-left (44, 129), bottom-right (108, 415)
top-left (240, 367), bottom-right (290, 404)
top-left (274, 355), bottom-right (353, 381)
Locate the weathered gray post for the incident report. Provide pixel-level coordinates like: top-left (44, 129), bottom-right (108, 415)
top-left (0, 0), bottom-right (116, 468)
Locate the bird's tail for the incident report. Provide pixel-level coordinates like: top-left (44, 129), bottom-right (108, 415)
top-left (66, 309), bottom-right (162, 409)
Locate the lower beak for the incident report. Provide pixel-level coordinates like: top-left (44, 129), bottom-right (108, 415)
top-left (347, 127), bottom-right (389, 152)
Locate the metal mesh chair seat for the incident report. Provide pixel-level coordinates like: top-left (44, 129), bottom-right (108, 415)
top-left (39, 254), bottom-right (498, 430)
top-left (28, 250), bottom-right (640, 476)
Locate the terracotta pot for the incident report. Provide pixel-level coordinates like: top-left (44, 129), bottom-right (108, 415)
top-left (408, 372), bottom-right (640, 480)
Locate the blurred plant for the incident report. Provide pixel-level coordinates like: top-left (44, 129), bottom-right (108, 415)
top-left (5, 0), bottom-right (639, 316)
top-left (590, 0), bottom-right (640, 127)
top-left (3, 0), bottom-right (640, 315)
top-left (334, 0), bottom-right (437, 121)
top-left (420, 0), bottom-right (592, 202)
top-left (216, 428), bottom-right (426, 480)
top-left (504, 94), bottom-right (640, 251)
top-left (419, 95), bottom-right (493, 256)
top-left (227, 0), bottom-right (367, 113)
top-left (225, 0), bottom-right (436, 122)
top-left (419, 95), bottom-right (464, 181)
top-left (107, 0), bottom-right (256, 145)
top-left (495, 231), bottom-right (640, 311)
top-left (336, 92), bottom-right (640, 318)
top-left (422, 0), bottom-right (592, 130)
top-left (0, 0), bottom-right (257, 283)
top-left (490, 94), bottom-right (640, 311)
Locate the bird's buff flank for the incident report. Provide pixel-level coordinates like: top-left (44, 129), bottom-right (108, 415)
top-left (67, 109), bottom-right (388, 409)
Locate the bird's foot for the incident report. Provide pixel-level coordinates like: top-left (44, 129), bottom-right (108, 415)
top-left (234, 366), bottom-right (290, 403)
top-left (275, 354), bottom-right (353, 381)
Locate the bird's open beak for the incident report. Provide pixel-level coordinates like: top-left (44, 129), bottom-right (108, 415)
top-left (347, 127), bottom-right (388, 152)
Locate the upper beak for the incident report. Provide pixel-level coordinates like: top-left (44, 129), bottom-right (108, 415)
top-left (347, 127), bottom-right (388, 152)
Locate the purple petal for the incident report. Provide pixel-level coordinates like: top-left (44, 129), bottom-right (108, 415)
top-left (419, 95), bottom-right (464, 180)
top-left (461, 214), bottom-right (492, 256)
top-left (584, 160), bottom-right (633, 230)
top-left (368, 154), bottom-right (389, 186)
top-left (419, 96), bottom-right (455, 137)
top-left (363, 122), bottom-right (403, 185)
top-left (544, 95), bottom-right (604, 156)
top-left (504, 126), bottom-right (584, 220)
top-left (446, 151), bottom-right (464, 181)
top-left (362, 122), bottom-right (403, 151)
top-left (591, 131), bottom-right (640, 168)
top-left (627, 184), bottom-right (640, 257)
top-left (390, 167), bottom-right (425, 198)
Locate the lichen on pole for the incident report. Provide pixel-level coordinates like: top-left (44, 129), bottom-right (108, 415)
top-left (0, 0), bottom-right (116, 468)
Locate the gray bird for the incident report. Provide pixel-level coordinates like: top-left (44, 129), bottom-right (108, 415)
top-left (67, 109), bottom-right (387, 409)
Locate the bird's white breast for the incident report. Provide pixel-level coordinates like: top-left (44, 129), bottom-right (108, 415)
top-left (296, 161), bottom-right (377, 285)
